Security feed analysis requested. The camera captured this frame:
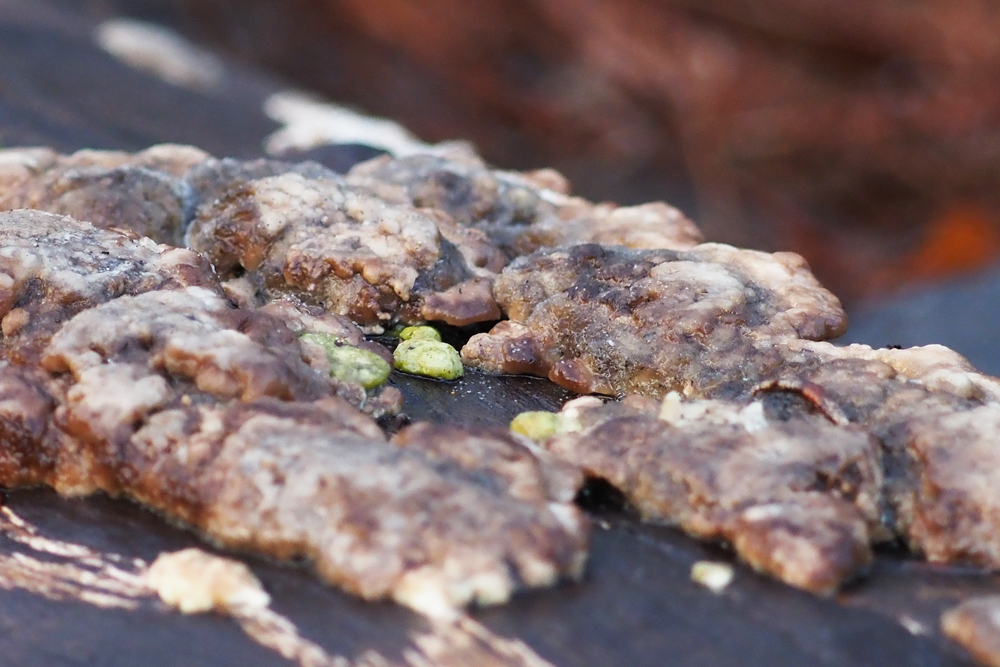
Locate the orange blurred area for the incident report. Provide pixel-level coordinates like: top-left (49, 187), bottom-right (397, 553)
top-left (906, 205), bottom-right (1000, 282)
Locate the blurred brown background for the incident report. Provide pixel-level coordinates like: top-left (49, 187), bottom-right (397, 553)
top-left (50, 0), bottom-right (1000, 303)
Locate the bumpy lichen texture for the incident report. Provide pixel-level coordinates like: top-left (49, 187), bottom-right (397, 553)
top-left (0, 210), bottom-right (217, 365)
top-left (0, 147), bottom-right (346, 249)
top-left (538, 339), bottom-right (1000, 595)
top-left (772, 340), bottom-right (1000, 569)
top-left (545, 394), bottom-right (880, 594)
top-left (0, 371), bottom-right (588, 614)
top-left (186, 172), bottom-right (503, 330)
top-left (390, 422), bottom-right (584, 505)
top-left (0, 207), bottom-right (588, 613)
top-left (462, 243), bottom-right (846, 398)
top-left (11, 142), bottom-right (1000, 613)
top-left (41, 287), bottom-right (342, 420)
top-left (394, 339), bottom-right (464, 380)
top-left (0, 145), bottom-right (210, 245)
top-left (346, 149), bottom-right (704, 258)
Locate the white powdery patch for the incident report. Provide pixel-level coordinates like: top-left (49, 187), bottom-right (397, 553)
top-left (95, 18), bottom-right (225, 90)
top-left (263, 91), bottom-right (431, 157)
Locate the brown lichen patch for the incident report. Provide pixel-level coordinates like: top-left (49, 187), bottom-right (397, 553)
top-left (0, 210), bottom-right (217, 366)
top-left (0, 145), bottom-right (212, 245)
top-left (187, 172), bottom-right (498, 329)
top-left (391, 422), bottom-right (584, 504)
top-left (420, 277), bottom-right (501, 326)
top-left (536, 336), bottom-right (1000, 595)
top-left (347, 151), bottom-right (703, 258)
top-left (543, 395), bottom-right (878, 594)
top-left (125, 401), bottom-right (588, 613)
top-left (462, 243), bottom-right (845, 399)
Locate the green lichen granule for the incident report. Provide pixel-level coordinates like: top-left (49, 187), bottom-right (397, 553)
top-left (398, 325), bottom-right (442, 342)
top-left (510, 411), bottom-right (563, 441)
top-left (301, 332), bottom-right (391, 390)
top-left (393, 339), bottom-right (463, 380)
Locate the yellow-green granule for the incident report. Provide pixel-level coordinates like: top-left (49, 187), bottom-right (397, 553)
top-left (301, 332), bottom-right (391, 390)
top-left (398, 325), bottom-right (442, 342)
top-left (510, 411), bottom-right (563, 441)
top-left (393, 339), bottom-right (463, 380)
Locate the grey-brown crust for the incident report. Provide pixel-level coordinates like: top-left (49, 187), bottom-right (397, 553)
top-left (10, 143), bottom-right (1000, 612)
top-left (41, 287), bottom-right (336, 407)
top-left (462, 243), bottom-right (846, 398)
top-left (546, 395), bottom-right (879, 594)
top-left (347, 151), bottom-right (704, 258)
top-left (391, 422), bottom-right (583, 504)
top-left (0, 206), bottom-right (586, 611)
top-left (775, 341), bottom-right (1000, 568)
top-left (0, 210), bottom-right (218, 366)
top-left (184, 156), bottom-right (338, 216)
top-left (0, 365), bottom-right (65, 488)
top-left (540, 338), bottom-right (1000, 594)
top-left (0, 145), bottom-right (212, 245)
top-left (186, 172), bottom-right (502, 330)
top-left (126, 400), bottom-right (588, 612)
top-left (0, 362), bottom-right (589, 612)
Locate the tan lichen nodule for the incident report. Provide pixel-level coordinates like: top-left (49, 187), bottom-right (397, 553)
top-left (394, 339), bottom-right (464, 380)
top-left (300, 332), bottom-right (391, 390)
top-left (146, 548), bottom-right (271, 614)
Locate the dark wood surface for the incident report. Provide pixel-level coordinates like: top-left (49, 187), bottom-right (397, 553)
top-left (1, 1), bottom-right (999, 665)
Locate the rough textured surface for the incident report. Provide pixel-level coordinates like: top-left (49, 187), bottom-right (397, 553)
top-left (127, 400), bottom-right (587, 613)
top-left (0, 210), bottom-right (217, 366)
top-left (1, 5), bottom-right (997, 659)
top-left (772, 341), bottom-right (1000, 570)
top-left (546, 394), bottom-right (880, 594)
top-left (0, 209), bottom-right (585, 612)
top-left (0, 365), bottom-right (69, 489)
top-left (391, 422), bottom-right (583, 505)
top-left (0, 279), bottom-right (588, 613)
top-left (348, 151), bottom-right (703, 259)
top-left (6, 147), bottom-right (1000, 617)
top-left (462, 243), bottom-right (845, 398)
top-left (0, 145), bottom-right (210, 245)
top-left (186, 171), bottom-right (502, 330)
top-left (539, 340), bottom-right (1000, 595)
top-left (0, 383), bottom-right (589, 613)
top-left (41, 287), bottom-right (339, 409)
top-left (184, 156), bottom-right (338, 218)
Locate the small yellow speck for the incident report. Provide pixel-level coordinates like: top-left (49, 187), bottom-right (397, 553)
top-left (510, 411), bottom-right (562, 441)
top-left (691, 561), bottom-right (734, 593)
